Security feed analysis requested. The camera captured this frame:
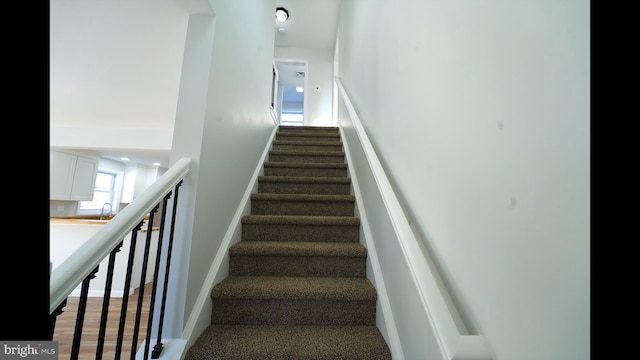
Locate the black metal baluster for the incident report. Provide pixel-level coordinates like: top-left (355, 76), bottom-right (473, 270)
top-left (70, 266), bottom-right (99, 360)
top-left (96, 240), bottom-right (123, 360)
top-left (143, 194), bottom-right (171, 360)
top-left (50, 298), bottom-right (68, 340)
top-left (152, 180), bottom-right (182, 359)
top-left (130, 206), bottom-right (160, 360)
top-left (115, 221), bottom-right (144, 360)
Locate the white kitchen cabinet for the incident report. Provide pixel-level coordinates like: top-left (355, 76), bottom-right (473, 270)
top-left (50, 150), bottom-right (99, 201)
top-left (50, 151), bottom-right (76, 200)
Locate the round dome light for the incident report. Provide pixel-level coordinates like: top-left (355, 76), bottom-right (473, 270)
top-left (275, 7), bottom-right (289, 23)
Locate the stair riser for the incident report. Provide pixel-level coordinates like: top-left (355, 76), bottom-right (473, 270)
top-left (275, 135), bottom-right (341, 142)
top-left (241, 223), bottom-right (360, 243)
top-left (277, 127), bottom-right (339, 133)
top-left (211, 299), bottom-right (376, 326)
top-left (185, 325), bottom-right (392, 360)
top-left (229, 256), bottom-right (366, 277)
top-left (258, 182), bottom-right (351, 195)
top-left (268, 153), bottom-right (345, 163)
top-left (278, 128), bottom-right (339, 133)
top-left (278, 127), bottom-right (339, 133)
top-left (263, 167), bottom-right (348, 177)
top-left (272, 144), bottom-right (343, 151)
top-left (251, 200), bottom-right (354, 216)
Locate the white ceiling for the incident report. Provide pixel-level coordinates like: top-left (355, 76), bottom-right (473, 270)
top-left (273, 0), bottom-right (341, 50)
top-left (53, 0), bottom-right (342, 167)
top-left (56, 147), bottom-right (172, 169)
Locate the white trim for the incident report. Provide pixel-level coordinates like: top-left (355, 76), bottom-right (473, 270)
top-left (270, 106), bottom-right (278, 125)
top-left (135, 338), bottom-right (188, 360)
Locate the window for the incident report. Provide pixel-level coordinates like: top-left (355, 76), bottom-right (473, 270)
top-left (78, 171), bottom-right (116, 214)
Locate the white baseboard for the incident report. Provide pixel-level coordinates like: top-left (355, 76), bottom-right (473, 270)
top-left (134, 338), bottom-right (188, 360)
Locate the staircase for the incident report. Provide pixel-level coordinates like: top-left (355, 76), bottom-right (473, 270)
top-left (185, 126), bottom-right (392, 359)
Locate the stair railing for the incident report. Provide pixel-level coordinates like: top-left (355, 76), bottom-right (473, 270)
top-left (50, 157), bottom-right (191, 360)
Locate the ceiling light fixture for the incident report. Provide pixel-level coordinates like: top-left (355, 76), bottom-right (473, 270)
top-left (296, 86), bottom-right (304, 93)
top-left (275, 7), bottom-right (289, 23)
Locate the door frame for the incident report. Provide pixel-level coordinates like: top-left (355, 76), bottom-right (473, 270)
top-left (274, 58), bottom-right (308, 126)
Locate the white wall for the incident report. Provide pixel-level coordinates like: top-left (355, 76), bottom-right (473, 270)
top-left (282, 99), bottom-right (303, 113)
top-left (337, 1), bottom-right (590, 360)
top-left (275, 47), bottom-right (334, 126)
top-left (121, 162), bottom-right (139, 204)
top-left (168, 0), bottom-right (278, 342)
top-left (49, 0), bottom-right (188, 152)
top-left (50, 223), bottom-right (159, 297)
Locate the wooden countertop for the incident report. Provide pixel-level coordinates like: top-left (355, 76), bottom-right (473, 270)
top-left (50, 217), bottom-right (159, 231)
top-left (50, 218), bottom-right (110, 225)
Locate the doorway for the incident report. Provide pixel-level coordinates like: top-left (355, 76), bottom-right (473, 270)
top-left (275, 59), bottom-right (307, 126)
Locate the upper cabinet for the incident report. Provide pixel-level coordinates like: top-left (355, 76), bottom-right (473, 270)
top-left (50, 150), bottom-right (99, 201)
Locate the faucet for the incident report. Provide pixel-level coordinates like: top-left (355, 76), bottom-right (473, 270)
top-left (100, 203), bottom-right (113, 220)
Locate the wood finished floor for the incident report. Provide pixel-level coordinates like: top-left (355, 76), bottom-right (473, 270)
top-left (52, 282), bottom-right (154, 360)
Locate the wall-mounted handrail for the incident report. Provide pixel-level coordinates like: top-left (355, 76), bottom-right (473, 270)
top-left (335, 77), bottom-right (492, 360)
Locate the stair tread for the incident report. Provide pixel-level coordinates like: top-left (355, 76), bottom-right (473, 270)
top-left (269, 149), bottom-right (345, 156)
top-left (185, 324), bottom-right (391, 360)
top-left (211, 276), bottom-right (377, 300)
top-left (273, 139), bottom-right (342, 145)
top-left (277, 131), bottom-right (340, 136)
top-left (251, 193), bottom-right (354, 202)
top-left (264, 161), bottom-right (348, 169)
top-left (229, 241), bottom-right (366, 257)
top-left (242, 214), bottom-right (360, 225)
top-left (279, 125), bottom-right (339, 131)
top-left (258, 175), bottom-right (351, 183)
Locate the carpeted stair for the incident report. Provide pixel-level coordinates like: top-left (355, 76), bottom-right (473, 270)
top-left (185, 126), bottom-right (392, 359)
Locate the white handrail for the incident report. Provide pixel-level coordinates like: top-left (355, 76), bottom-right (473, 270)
top-left (335, 77), bottom-right (492, 360)
top-left (50, 157), bottom-right (191, 314)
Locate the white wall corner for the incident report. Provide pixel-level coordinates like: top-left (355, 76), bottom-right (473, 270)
top-left (451, 335), bottom-right (493, 360)
top-left (184, 0), bottom-right (214, 15)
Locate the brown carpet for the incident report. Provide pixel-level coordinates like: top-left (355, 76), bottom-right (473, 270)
top-left (185, 126), bottom-right (392, 359)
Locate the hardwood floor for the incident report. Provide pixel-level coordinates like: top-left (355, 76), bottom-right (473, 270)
top-left (52, 282), bottom-right (155, 360)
